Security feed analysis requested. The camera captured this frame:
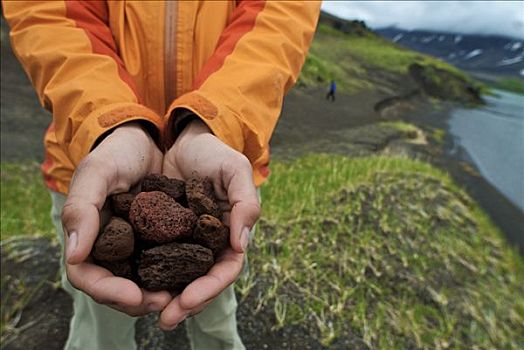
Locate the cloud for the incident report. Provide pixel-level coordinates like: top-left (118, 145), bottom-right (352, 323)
top-left (321, 1), bottom-right (524, 39)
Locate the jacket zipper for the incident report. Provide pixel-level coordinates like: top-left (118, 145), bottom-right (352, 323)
top-left (164, 0), bottom-right (178, 108)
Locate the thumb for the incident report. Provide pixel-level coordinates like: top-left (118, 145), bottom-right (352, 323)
top-left (62, 202), bottom-right (102, 265)
top-left (230, 200), bottom-right (260, 253)
top-left (224, 160), bottom-right (260, 253)
top-left (62, 158), bottom-right (111, 264)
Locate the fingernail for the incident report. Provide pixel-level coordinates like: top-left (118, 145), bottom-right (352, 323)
top-left (66, 231), bottom-right (78, 261)
top-left (240, 227), bottom-right (250, 252)
top-left (159, 321), bottom-right (179, 331)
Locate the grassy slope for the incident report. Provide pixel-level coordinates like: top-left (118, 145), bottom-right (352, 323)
top-left (495, 77), bottom-right (524, 95)
top-left (238, 154), bottom-right (524, 349)
top-left (299, 23), bottom-right (480, 95)
top-left (1, 156), bottom-right (523, 348)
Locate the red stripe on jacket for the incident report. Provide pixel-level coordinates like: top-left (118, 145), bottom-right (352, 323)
top-left (193, 0), bottom-right (266, 89)
top-left (65, 0), bottom-right (142, 103)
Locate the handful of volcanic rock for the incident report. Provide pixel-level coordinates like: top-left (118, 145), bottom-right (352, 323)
top-left (91, 174), bottom-right (229, 293)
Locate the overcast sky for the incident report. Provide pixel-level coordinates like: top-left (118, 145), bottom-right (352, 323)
top-left (321, 1), bottom-right (524, 39)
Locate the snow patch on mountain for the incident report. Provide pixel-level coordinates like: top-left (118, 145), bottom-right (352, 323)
top-left (393, 33), bottom-right (404, 42)
top-left (497, 55), bottom-right (524, 66)
top-left (421, 36), bottom-right (435, 44)
top-left (376, 27), bottom-right (524, 76)
top-left (464, 49), bottom-right (483, 60)
top-left (503, 42), bottom-right (522, 51)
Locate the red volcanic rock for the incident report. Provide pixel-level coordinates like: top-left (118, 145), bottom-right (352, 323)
top-left (129, 191), bottom-right (197, 243)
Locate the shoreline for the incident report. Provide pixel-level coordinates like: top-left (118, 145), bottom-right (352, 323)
top-left (402, 103), bottom-right (524, 254)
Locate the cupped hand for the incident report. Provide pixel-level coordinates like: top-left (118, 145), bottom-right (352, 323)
top-left (61, 123), bottom-right (172, 316)
top-left (158, 119), bottom-right (260, 330)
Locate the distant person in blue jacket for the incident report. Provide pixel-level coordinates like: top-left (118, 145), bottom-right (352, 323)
top-left (326, 80), bottom-right (336, 102)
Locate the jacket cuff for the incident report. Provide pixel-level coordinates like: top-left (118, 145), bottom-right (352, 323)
top-left (68, 102), bottom-right (163, 165)
top-left (164, 91), bottom-right (244, 152)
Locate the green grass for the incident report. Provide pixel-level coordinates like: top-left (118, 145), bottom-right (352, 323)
top-left (298, 52), bottom-right (347, 88)
top-left (237, 154), bottom-right (524, 348)
top-left (261, 155), bottom-right (443, 220)
top-left (345, 35), bottom-right (467, 78)
top-left (380, 121), bottom-right (418, 133)
top-left (1, 163), bottom-right (54, 239)
top-left (495, 77), bottom-right (524, 95)
top-left (431, 128), bottom-right (446, 145)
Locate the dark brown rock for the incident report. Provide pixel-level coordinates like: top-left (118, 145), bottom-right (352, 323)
top-left (186, 177), bottom-right (221, 218)
top-left (138, 243), bottom-right (214, 292)
top-left (97, 259), bottom-right (134, 280)
top-left (92, 217), bottom-right (134, 262)
top-left (141, 174), bottom-right (186, 205)
top-left (193, 215), bottom-right (230, 257)
top-left (111, 192), bottom-right (136, 219)
top-left (129, 191), bottom-right (197, 243)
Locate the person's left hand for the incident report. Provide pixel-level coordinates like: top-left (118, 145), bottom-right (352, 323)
top-left (158, 119), bottom-right (260, 330)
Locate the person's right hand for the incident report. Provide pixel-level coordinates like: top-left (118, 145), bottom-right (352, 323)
top-left (61, 123), bottom-right (172, 316)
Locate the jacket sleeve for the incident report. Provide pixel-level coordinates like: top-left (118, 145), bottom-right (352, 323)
top-left (165, 1), bottom-right (321, 166)
top-left (3, 1), bottom-right (163, 165)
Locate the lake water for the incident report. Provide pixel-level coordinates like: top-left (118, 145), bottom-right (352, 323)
top-left (449, 89), bottom-right (524, 211)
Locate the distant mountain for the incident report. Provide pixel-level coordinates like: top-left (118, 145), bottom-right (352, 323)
top-left (300, 12), bottom-right (485, 107)
top-left (377, 27), bottom-right (524, 77)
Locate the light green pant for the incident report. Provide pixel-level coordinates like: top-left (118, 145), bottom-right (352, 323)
top-left (50, 191), bottom-right (245, 350)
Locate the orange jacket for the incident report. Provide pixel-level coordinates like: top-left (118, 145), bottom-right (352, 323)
top-left (3, 1), bottom-right (320, 194)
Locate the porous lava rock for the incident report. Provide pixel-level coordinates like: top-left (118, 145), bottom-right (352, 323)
top-left (193, 214), bottom-right (230, 257)
top-left (141, 174), bottom-right (186, 204)
top-left (111, 192), bottom-right (136, 219)
top-left (93, 174), bottom-right (232, 291)
top-left (138, 243), bottom-right (214, 292)
top-left (97, 259), bottom-right (133, 280)
top-left (92, 217), bottom-right (134, 262)
top-left (129, 191), bottom-right (197, 244)
top-left (186, 177), bottom-right (222, 218)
